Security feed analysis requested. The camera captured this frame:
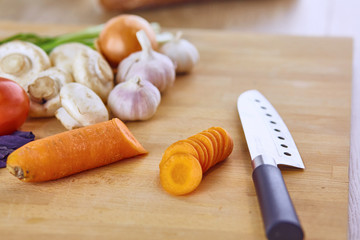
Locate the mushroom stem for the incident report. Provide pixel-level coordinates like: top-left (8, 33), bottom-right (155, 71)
top-left (0, 53), bottom-right (31, 75)
top-left (28, 76), bottom-right (60, 103)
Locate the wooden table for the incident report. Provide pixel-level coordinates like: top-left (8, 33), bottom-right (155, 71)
top-left (0, 0), bottom-right (359, 239)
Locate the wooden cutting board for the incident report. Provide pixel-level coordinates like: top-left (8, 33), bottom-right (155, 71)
top-left (0, 22), bottom-right (352, 240)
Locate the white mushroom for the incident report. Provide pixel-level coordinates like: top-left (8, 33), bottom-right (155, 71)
top-left (0, 40), bottom-right (51, 88)
top-left (55, 82), bottom-right (109, 130)
top-left (27, 67), bottom-right (73, 118)
top-left (72, 48), bottom-right (114, 103)
top-left (49, 43), bottom-right (93, 74)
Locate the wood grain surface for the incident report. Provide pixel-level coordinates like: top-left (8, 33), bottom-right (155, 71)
top-left (0, 22), bottom-right (352, 240)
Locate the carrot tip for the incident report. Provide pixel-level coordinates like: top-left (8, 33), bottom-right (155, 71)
top-left (7, 165), bottom-right (24, 180)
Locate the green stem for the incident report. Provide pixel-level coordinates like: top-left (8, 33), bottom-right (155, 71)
top-left (0, 24), bottom-right (104, 53)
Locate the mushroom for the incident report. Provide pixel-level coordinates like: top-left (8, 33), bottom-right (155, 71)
top-left (49, 43), bottom-right (93, 74)
top-left (0, 40), bottom-right (51, 88)
top-left (27, 67), bottom-right (73, 118)
top-left (72, 48), bottom-right (114, 103)
top-left (55, 82), bottom-right (109, 130)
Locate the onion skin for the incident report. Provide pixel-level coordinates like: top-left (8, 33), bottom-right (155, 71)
top-left (98, 14), bottom-right (158, 67)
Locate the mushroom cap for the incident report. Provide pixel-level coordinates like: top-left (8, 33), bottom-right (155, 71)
top-left (0, 40), bottom-right (51, 89)
top-left (72, 48), bottom-right (114, 103)
top-left (57, 82), bottom-right (109, 129)
top-left (49, 43), bottom-right (93, 74)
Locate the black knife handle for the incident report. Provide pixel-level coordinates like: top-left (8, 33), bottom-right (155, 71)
top-left (252, 164), bottom-right (304, 240)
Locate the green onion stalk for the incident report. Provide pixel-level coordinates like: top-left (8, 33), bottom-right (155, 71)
top-left (0, 24), bottom-right (104, 54)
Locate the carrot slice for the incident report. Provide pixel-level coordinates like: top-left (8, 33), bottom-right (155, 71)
top-left (160, 153), bottom-right (202, 196)
top-left (159, 126), bottom-right (233, 195)
top-left (184, 138), bottom-right (206, 172)
top-left (210, 127), bottom-right (233, 162)
top-left (160, 140), bottom-right (199, 168)
top-left (206, 129), bottom-right (224, 163)
top-left (190, 133), bottom-right (215, 173)
top-left (188, 136), bottom-right (208, 172)
top-left (6, 118), bottom-right (147, 182)
top-left (199, 131), bottom-right (218, 167)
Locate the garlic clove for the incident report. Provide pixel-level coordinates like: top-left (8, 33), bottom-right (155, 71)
top-left (56, 82), bottom-right (109, 130)
top-left (108, 76), bottom-right (161, 121)
top-left (49, 43), bottom-right (93, 74)
top-left (72, 48), bottom-right (114, 103)
top-left (116, 30), bottom-right (176, 93)
top-left (0, 40), bottom-right (51, 88)
top-left (150, 22), bottom-right (174, 45)
top-left (159, 32), bottom-right (199, 74)
top-left (27, 67), bottom-right (73, 118)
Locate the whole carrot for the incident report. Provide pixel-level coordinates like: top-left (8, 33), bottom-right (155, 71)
top-left (6, 118), bottom-right (147, 182)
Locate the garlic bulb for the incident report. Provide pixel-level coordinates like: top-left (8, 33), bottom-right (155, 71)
top-left (49, 43), bottom-right (92, 74)
top-left (160, 32), bottom-right (199, 74)
top-left (72, 48), bottom-right (114, 103)
top-left (0, 40), bottom-right (51, 88)
top-left (56, 83), bottom-right (109, 130)
top-left (27, 67), bottom-right (73, 117)
top-left (108, 76), bottom-right (161, 121)
top-left (116, 30), bottom-right (175, 93)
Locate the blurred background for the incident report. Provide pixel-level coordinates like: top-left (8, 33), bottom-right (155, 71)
top-left (0, 0), bottom-right (359, 238)
top-left (0, 0), bottom-right (357, 37)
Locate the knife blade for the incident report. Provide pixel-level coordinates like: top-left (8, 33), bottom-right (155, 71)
top-left (237, 89), bottom-right (304, 240)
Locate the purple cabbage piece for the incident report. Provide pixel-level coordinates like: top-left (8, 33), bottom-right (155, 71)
top-left (0, 131), bottom-right (35, 168)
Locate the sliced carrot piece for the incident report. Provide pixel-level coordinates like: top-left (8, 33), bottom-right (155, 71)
top-left (160, 140), bottom-right (199, 168)
top-left (159, 127), bottom-right (233, 195)
top-left (199, 131), bottom-right (218, 166)
top-left (184, 138), bottom-right (206, 173)
top-left (188, 136), bottom-right (208, 172)
top-left (210, 127), bottom-right (233, 162)
top-left (206, 129), bottom-right (224, 163)
top-left (160, 153), bottom-right (202, 196)
top-left (191, 133), bottom-right (215, 173)
top-left (7, 118), bottom-right (147, 182)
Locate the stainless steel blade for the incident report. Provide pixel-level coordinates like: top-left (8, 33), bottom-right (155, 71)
top-left (237, 90), bottom-right (305, 169)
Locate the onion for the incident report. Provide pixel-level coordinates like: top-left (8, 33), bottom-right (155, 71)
top-left (98, 14), bottom-right (158, 68)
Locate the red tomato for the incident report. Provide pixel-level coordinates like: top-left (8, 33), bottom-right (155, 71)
top-left (0, 77), bottom-right (30, 136)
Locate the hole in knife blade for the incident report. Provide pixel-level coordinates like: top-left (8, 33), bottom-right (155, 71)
top-left (266, 113), bottom-right (272, 117)
top-left (255, 99), bottom-right (260, 103)
top-left (281, 144), bottom-right (288, 148)
top-left (270, 121), bottom-right (276, 124)
top-left (278, 136), bottom-right (285, 140)
top-left (284, 152), bottom-right (291, 156)
top-left (274, 129), bottom-right (280, 132)
top-left (261, 106), bottom-right (266, 110)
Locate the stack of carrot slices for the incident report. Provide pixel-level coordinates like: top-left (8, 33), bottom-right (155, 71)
top-left (159, 127), bottom-right (233, 195)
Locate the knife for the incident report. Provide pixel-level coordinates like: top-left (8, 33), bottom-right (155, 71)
top-left (237, 89), bottom-right (304, 240)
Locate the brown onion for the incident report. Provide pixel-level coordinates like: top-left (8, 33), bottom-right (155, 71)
top-left (98, 14), bottom-right (158, 68)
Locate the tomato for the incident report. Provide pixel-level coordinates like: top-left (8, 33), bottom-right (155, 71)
top-left (0, 77), bottom-right (30, 136)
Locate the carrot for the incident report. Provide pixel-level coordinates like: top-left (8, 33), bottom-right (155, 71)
top-left (159, 127), bottom-right (233, 195)
top-left (187, 137), bottom-right (208, 173)
top-left (190, 134), bottom-right (214, 171)
top-left (209, 127), bottom-right (233, 162)
top-left (6, 118), bottom-right (147, 182)
top-left (206, 129), bottom-right (224, 163)
top-left (160, 140), bottom-right (199, 168)
top-left (184, 138), bottom-right (206, 172)
top-left (159, 153), bottom-right (202, 196)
